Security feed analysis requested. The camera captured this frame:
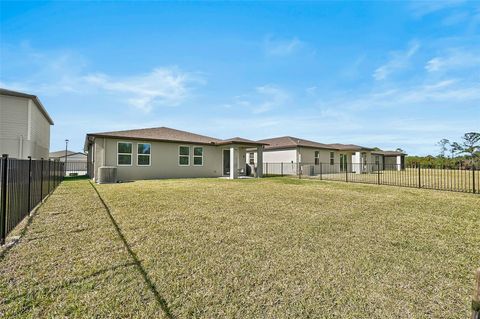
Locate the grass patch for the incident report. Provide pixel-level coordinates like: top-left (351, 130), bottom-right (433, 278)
top-left (1, 178), bottom-right (479, 318)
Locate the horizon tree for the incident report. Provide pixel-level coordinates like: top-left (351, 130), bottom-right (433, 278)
top-left (436, 138), bottom-right (450, 158)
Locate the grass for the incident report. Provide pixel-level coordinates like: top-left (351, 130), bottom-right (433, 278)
top-left (1, 177), bottom-right (479, 318)
top-left (298, 167), bottom-right (480, 193)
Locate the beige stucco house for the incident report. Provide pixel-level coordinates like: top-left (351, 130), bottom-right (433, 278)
top-left (249, 136), bottom-right (394, 176)
top-left (84, 127), bottom-right (266, 182)
top-left (49, 150), bottom-right (87, 162)
top-left (0, 88), bottom-right (54, 159)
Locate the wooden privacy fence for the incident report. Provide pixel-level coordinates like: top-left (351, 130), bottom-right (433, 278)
top-left (0, 154), bottom-right (64, 245)
top-left (263, 162), bottom-right (479, 194)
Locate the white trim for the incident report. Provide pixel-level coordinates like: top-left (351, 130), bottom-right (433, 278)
top-left (178, 145), bottom-right (190, 166)
top-left (117, 141), bottom-right (133, 166)
top-left (137, 143), bottom-right (151, 167)
top-left (193, 146), bottom-right (204, 166)
top-left (314, 150), bottom-right (320, 165)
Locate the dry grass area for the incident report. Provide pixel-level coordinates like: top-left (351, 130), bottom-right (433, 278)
top-left (304, 168), bottom-right (480, 193)
top-left (1, 178), bottom-right (479, 318)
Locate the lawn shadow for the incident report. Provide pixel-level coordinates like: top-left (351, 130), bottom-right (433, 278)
top-left (89, 181), bottom-right (175, 319)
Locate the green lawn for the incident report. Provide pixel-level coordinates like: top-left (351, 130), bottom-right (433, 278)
top-left (314, 167), bottom-right (480, 193)
top-left (1, 178), bottom-right (479, 318)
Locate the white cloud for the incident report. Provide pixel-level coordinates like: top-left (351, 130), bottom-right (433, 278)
top-left (0, 44), bottom-right (201, 112)
top-left (425, 49), bottom-right (480, 72)
top-left (227, 85), bottom-right (289, 114)
top-left (253, 85), bottom-right (289, 113)
top-left (83, 68), bottom-right (199, 112)
top-left (409, 0), bottom-right (466, 18)
top-left (264, 36), bottom-right (303, 56)
top-left (373, 41), bottom-right (420, 80)
top-left (442, 11), bottom-right (470, 25)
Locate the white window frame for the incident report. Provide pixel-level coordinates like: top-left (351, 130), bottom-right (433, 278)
top-left (117, 141), bottom-right (133, 166)
top-left (178, 145), bottom-right (190, 166)
top-left (137, 143), bottom-right (151, 167)
top-left (193, 146), bottom-right (203, 166)
top-left (314, 151), bottom-right (320, 165)
top-left (330, 152), bottom-right (335, 165)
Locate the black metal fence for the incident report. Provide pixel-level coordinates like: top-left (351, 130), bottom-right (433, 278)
top-left (263, 162), bottom-right (479, 194)
top-left (0, 155), bottom-right (64, 244)
top-left (64, 161), bottom-right (88, 177)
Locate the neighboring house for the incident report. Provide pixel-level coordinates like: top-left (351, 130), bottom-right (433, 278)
top-left (84, 127), bottom-right (266, 181)
top-left (49, 150), bottom-right (88, 162)
top-left (372, 150), bottom-right (406, 171)
top-left (0, 88), bottom-right (54, 159)
top-left (249, 136), bottom-right (376, 175)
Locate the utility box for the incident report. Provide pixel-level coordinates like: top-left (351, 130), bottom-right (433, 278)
top-left (97, 166), bottom-right (117, 184)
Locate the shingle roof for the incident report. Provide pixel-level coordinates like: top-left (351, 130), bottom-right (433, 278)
top-left (216, 137), bottom-right (268, 146)
top-left (257, 136), bottom-right (368, 151)
top-left (325, 143), bottom-right (373, 151)
top-left (0, 88), bottom-right (54, 125)
top-left (372, 150), bottom-right (406, 156)
top-left (49, 150), bottom-right (86, 158)
top-left (86, 127), bottom-right (266, 146)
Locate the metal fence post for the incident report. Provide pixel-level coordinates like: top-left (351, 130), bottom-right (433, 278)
top-left (281, 162), bottom-right (284, 176)
top-left (320, 163), bottom-right (322, 180)
top-left (1, 154), bottom-right (8, 245)
top-left (473, 165), bottom-right (476, 194)
top-left (48, 159), bottom-right (51, 194)
top-left (345, 164), bottom-right (348, 182)
top-left (40, 158), bottom-right (44, 200)
top-left (377, 162), bottom-right (380, 185)
top-left (27, 156), bottom-right (32, 212)
top-left (418, 165), bottom-right (421, 188)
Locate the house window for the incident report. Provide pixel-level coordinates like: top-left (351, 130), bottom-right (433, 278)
top-left (179, 146), bottom-right (190, 166)
top-left (118, 142), bottom-right (132, 166)
top-left (330, 152), bottom-right (334, 165)
top-left (314, 151), bottom-right (320, 165)
top-left (249, 152), bottom-right (255, 165)
top-left (193, 147), bottom-right (203, 166)
top-left (374, 155), bottom-right (380, 166)
top-left (137, 143), bottom-right (151, 166)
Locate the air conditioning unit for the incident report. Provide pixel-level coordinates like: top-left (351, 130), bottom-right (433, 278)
top-left (97, 166), bottom-right (117, 184)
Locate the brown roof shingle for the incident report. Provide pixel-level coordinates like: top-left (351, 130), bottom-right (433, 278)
top-left (87, 127), bottom-right (266, 146)
top-left (372, 150), bottom-right (406, 156)
top-left (257, 136), bottom-right (368, 151)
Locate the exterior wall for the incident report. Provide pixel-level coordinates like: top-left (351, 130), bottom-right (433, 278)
top-left (262, 149), bottom-right (297, 163)
top-left (0, 95), bottom-right (50, 159)
top-left (28, 100), bottom-right (50, 159)
top-left (0, 95), bottom-right (28, 158)
top-left (91, 137), bottom-right (250, 181)
top-left (261, 149), bottom-right (297, 175)
top-left (298, 147), bottom-right (340, 175)
top-left (51, 153), bottom-right (88, 162)
top-left (351, 151), bottom-right (374, 173)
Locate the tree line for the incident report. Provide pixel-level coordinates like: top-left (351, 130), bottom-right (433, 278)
top-left (405, 132), bottom-right (480, 168)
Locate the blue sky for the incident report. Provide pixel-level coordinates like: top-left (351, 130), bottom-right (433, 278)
top-left (1, 1), bottom-right (479, 155)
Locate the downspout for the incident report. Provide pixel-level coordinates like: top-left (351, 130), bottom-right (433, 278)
top-left (19, 135), bottom-right (24, 158)
top-left (103, 138), bottom-right (106, 166)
